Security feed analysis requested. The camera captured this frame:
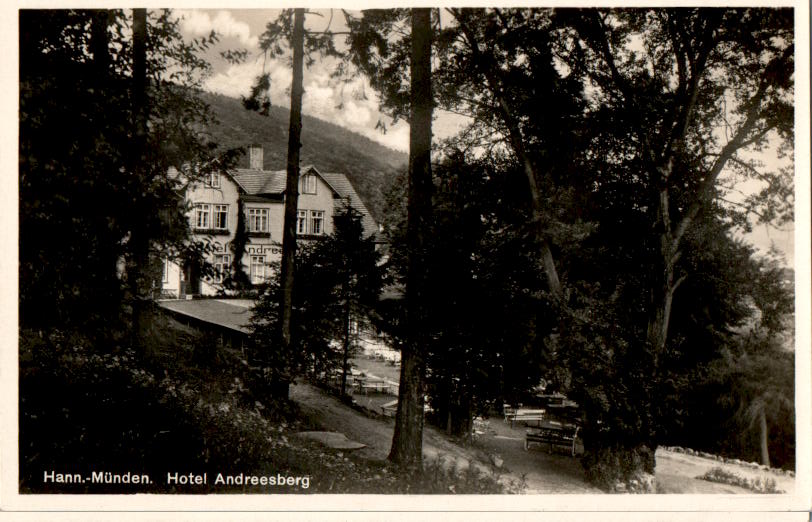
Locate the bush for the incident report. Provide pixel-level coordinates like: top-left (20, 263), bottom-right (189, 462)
top-left (19, 321), bottom-right (511, 494)
top-left (698, 467), bottom-right (783, 494)
top-left (581, 445), bottom-right (656, 493)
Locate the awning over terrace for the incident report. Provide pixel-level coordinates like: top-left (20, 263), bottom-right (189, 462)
top-left (158, 299), bottom-right (253, 334)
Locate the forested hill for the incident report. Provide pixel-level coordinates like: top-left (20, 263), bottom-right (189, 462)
top-left (203, 92), bottom-right (407, 223)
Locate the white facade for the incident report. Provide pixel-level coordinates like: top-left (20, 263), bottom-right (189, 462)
top-left (162, 149), bottom-right (377, 298)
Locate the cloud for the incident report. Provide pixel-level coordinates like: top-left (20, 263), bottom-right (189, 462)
top-left (205, 58), bottom-right (291, 102)
top-left (205, 61), bottom-right (265, 99)
top-left (363, 122), bottom-right (409, 152)
top-left (188, 14), bottom-right (410, 152)
top-left (177, 10), bottom-right (258, 50)
top-left (340, 101), bottom-right (372, 128)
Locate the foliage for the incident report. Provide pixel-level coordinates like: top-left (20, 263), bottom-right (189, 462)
top-left (240, 8), bottom-right (345, 116)
top-left (19, 9), bottom-right (238, 332)
top-left (20, 321), bottom-right (508, 494)
top-left (381, 153), bottom-right (550, 435)
top-left (361, 8), bottom-right (794, 482)
top-left (248, 208), bottom-right (382, 386)
top-left (698, 467), bottom-right (783, 494)
top-left (343, 9), bottom-right (414, 124)
top-left (582, 446), bottom-right (656, 493)
top-left (225, 196), bottom-right (252, 291)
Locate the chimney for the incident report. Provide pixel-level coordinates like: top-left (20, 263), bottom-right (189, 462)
top-left (249, 144), bottom-right (263, 170)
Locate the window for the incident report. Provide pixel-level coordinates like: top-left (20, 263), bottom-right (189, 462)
top-left (250, 255), bottom-right (266, 285)
top-left (162, 259), bottom-right (169, 283)
top-left (297, 210), bottom-right (308, 234)
top-left (213, 254), bottom-right (231, 283)
top-left (213, 204), bottom-right (228, 229)
top-left (194, 204), bottom-right (210, 229)
top-left (209, 172), bottom-right (221, 188)
top-left (300, 174), bottom-right (317, 194)
top-left (248, 208), bottom-right (269, 233)
top-left (310, 210), bottom-right (324, 235)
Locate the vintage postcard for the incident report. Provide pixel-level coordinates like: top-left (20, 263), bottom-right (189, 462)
top-left (3, 2), bottom-right (810, 518)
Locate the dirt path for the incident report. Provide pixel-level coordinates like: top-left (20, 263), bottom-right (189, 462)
top-left (291, 383), bottom-right (597, 493)
top-left (291, 383), bottom-right (489, 468)
top-left (291, 382), bottom-right (796, 494)
top-left (474, 416), bottom-right (600, 493)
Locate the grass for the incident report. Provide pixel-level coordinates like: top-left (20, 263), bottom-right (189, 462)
top-left (19, 314), bottom-right (506, 494)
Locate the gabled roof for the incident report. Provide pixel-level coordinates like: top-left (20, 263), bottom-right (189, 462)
top-left (230, 168), bottom-right (287, 195)
top-left (227, 165), bottom-right (378, 237)
top-left (319, 171), bottom-right (379, 236)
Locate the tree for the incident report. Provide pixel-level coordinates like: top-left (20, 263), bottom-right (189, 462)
top-left (713, 336), bottom-right (794, 468)
top-left (241, 8), bottom-right (346, 397)
top-left (698, 254), bottom-right (794, 469)
top-left (274, 8), bottom-right (306, 398)
top-left (421, 154), bottom-right (549, 437)
top-left (404, 7), bottom-right (792, 486)
top-left (556, 7), bottom-right (793, 478)
top-left (337, 8), bottom-right (439, 467)
top-left (436, 8), bottom-right (591, 303)
top-left (329, 204), bottom-right (383, 396)
top-left (574, 8), bottom-right (791, 362)
top-left (248, 203), bottom-right (382, 395)
top-left (387, 8), bottom-right (434, 468)
top-left (20, 9), bottom-right (233, 337)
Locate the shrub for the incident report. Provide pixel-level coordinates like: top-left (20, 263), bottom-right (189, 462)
top-left (582, 445), bottom-right (656, 493)
top-left (698, 467), bottom-right (783, 494)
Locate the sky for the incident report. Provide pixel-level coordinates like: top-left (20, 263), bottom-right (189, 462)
top-left (174, 8), bottom-right (796, 269)
top-left (178, 9), bottom-right (409, 152)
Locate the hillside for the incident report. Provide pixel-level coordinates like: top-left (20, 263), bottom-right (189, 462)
top-left (202, 92), bottom-right (407, 223)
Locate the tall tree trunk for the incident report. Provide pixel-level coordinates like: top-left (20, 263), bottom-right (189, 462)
top-left (129, 8), bottom-right (152, 353)
top-left (758, 408), bottom-right (770, 468)
top-left (90, 10), bottom-right (111, 75)
top-left (90, 9), bottom-right (120, 331)
top-left (647, 186), bottom-right (679, 365)
top-left (389, 7), bottom-right (432, 468)
top-left (450, 9), bottom-right (563, 301)
top-left (340, 290), bottom-right (351, 398)
top-left (276, 8), bottom-right (305, 398)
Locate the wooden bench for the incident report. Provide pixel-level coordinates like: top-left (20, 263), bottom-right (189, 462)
top-left (525, 422), bottom-right (580, 457)
top-left (510, 408), bottom-right (547, 428)
top-left (356, 378), bottom-right (389, 394)
top-left (360, 383), bottom-right (390, 394)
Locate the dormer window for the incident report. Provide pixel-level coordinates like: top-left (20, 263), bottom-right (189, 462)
top-left (209, 172), bottom-right (221, 188)
top-left (300, 174), bottom-right (316, 194)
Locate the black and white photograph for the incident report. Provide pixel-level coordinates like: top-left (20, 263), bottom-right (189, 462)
top-left (5, 3), bottom-right (810, 516)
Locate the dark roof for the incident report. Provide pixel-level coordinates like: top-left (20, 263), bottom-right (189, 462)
top-left (228, 165), bottom-right (378, 236)
top-left (230, 168), bottom-right (287, 195)
top-left (319, 171), bottom-right (379, 235)
top-left (159, 299), bottom-right (253, 334)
